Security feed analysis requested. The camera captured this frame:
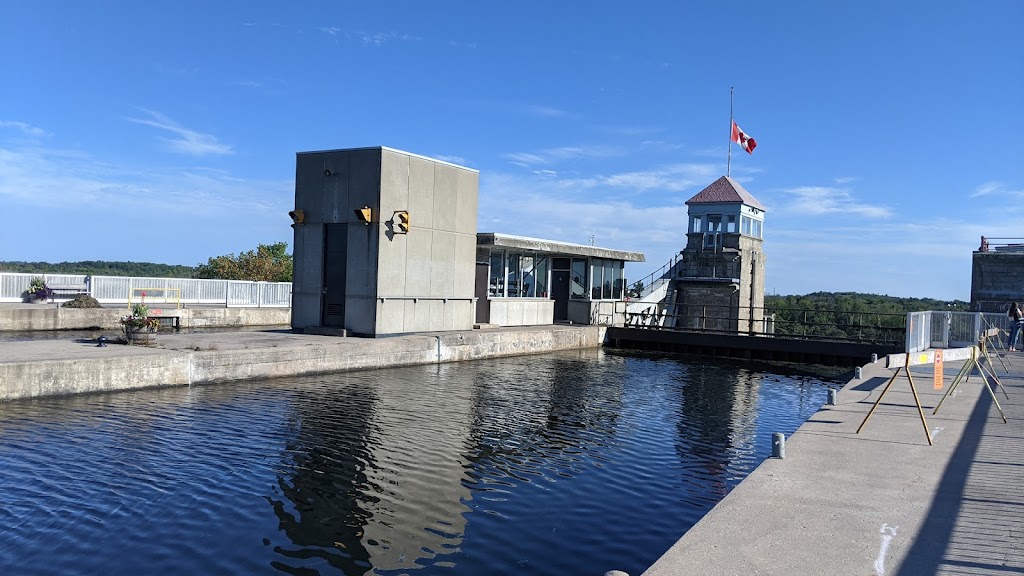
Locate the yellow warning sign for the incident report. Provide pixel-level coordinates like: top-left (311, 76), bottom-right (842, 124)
top-left (933, 349), bottom-right (944, 390)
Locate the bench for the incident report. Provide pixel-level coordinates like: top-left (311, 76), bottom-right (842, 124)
top-left (47, 283), bottom-right (89, 302)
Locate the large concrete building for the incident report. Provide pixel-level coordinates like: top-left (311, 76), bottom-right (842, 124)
top-left (289, 146), bottom-right (643, 336)
top-left (290, 147), bottom-right (478, 336)
top-left (666, 176), bottom-right (767, 334)
top-left (971, 236), bottom-right (1024, 312)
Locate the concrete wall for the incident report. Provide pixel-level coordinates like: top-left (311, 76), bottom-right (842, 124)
top-left (0, 325), bottom-right (607, 401)
top-left (488, 298), bottom-right (554, 326)
top-left (971, 251), bottom-right (1024, 311)
top-left (0, 306), bottom-right (291, 332)
top-left (292, 147), bottom-right (478, 335)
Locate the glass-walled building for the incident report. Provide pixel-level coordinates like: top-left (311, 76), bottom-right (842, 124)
top-left (476, 233), bottom-right (645, 327)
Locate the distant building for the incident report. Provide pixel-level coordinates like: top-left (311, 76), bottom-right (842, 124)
top-left (971, 236), bottom-right (1024, 312)
top-left (666, 176), bottom-right (767, 334)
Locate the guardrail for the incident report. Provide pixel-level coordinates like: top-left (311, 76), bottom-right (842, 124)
top-left (625, 304), bottom-right (908, 346)
top-left (0, 272), bottom-right (291, 308)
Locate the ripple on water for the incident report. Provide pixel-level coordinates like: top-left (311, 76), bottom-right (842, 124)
top-left (0, 349), bottom-right (838, 576)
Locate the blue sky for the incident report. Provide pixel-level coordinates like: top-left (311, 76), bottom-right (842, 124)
top-left (1, 2), bottom-right (1021, 300)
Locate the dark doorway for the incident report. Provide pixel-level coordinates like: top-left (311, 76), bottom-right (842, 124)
top-left (322, 224), bottom-right (347, 328)
top-left (552, 270), bottom-right (570, 321)
top-left (475, 262), bottom-right (490, 324)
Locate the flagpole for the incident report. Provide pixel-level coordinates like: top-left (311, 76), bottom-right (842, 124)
top-left (727, 86), bottom-right (734, 177)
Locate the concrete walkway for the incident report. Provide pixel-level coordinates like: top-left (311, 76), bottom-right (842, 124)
top-left (641, 351), bottom-right (1024, 575)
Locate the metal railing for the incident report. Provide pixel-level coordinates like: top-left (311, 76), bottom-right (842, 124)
top-left (625, 304), bottom-right (908, 345)
top-left (0, 272), bottom-right (292, 308)
top-left (906, 311), bottom-right (1017, 352)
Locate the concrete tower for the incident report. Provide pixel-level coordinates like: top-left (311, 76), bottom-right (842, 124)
top-left (669, 176), bottom-right (767, 334)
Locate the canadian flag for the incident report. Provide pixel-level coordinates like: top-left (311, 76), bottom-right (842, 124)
top-left (731, 121), bottom-right (757, 154)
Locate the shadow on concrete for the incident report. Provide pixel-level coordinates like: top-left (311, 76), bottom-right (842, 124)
top-left (896, 376), bottom-right (1024, 574)
top-left (852, 375), bottom-right (892, 392)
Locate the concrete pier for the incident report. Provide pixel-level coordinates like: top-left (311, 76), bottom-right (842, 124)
top-left (642, 353), bottom-right (1024, 575)
top-left (0, 325), bottom-right (605, 401)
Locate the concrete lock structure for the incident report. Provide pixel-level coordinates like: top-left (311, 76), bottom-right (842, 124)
top-left (289, 146), bottom-right (645, 337)
top-left (971, 236), bottom-right (1024, 312)
top-left (665, 176), bottom-right (767, 334)
top-left (290, 147), bottom-right (479, 336)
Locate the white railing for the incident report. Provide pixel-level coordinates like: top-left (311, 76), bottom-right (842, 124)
top-left (907, 311), bottom-right (1015, 352)
top-left (0, 272), bottom-right (291, 308)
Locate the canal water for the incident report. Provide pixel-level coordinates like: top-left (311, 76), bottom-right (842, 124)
top-left (0, 349), bottom-right (841, 575)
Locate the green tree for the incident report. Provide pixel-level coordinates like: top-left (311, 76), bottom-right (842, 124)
top-left (195, 242), bottom-right (293, 282)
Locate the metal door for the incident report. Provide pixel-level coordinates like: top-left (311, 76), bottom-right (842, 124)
top-left (475, 262), bottom-right (490, 324)
top-left (322, 224), bottom-right (347, 327)
top-left (552, 270), bottom-right (570, 321)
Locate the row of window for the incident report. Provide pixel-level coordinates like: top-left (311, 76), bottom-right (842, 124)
top-left (690, 214), bottom-right (763, 239)
top-left (486, 252), bottom-right (625, 300)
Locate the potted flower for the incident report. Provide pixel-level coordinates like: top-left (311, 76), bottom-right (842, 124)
top-left (120, 303), bottom-right (161, 345)
top-left (24, 277), bottom-right (52, 303)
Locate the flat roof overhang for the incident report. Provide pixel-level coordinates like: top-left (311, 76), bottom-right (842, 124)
top-left (477, 233), bottom-right (645, 262)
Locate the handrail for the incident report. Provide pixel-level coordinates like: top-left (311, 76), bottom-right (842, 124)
top-left (630, 254), bottom-right (682, 298)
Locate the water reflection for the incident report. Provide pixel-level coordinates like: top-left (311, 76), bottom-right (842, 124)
top-left (0, 349), bottom-right (839, 576)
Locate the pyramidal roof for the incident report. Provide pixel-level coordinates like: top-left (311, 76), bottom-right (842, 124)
top-left (684, 176), bottom-right (766, 211)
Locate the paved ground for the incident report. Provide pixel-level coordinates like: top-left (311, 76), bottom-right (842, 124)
top-left (641, 349), bottom-right (1024, 575)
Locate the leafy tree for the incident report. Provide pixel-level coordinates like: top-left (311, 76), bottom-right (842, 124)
top-left (195, 242), bottom-right (293, 282)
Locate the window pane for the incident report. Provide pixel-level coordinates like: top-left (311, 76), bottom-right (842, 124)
top-left (506, 254), bottom-right (522, 297)
top-left (691, 216), bottom-right (702, 233)
top-left (741, 216), bottom-right (752, 236)
top-left (521, 256), bottom-right (535, 297)
top-left (591, 258), bottom-right (603, 299)
top-left (489, 252), bottom-right (504, 297)
top-left (753, 220), bottom-right (762, 239)
top-left (613, 262), bottom-right (623, 299)
top-left (604, 260), bottom-right (616, 299)
top-left (571, 259), bottom-right (587, 299)
top-left (534, 256), bottom-right (549, 298)
top-left (727, 215), bottom-right (737, 233)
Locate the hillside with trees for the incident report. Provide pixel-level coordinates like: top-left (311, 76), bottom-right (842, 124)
top-left (764, 292), bottom-right (970, 343)
top-left (1, 242), bottom-right (294, 282)
top-left (0, 260), bottom-right (196, 278)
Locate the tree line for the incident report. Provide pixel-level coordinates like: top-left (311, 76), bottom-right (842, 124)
top-left (763, 292), bottom-right (969, 343)
top-left (1, 242), bottom-right (293, 282)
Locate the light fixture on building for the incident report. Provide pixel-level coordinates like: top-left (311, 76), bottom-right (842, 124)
top-left (354, 206), bottom-right (372, 224)
top-left (288, 209), bottom-right (305, 227)
top-left (393, 210), bottom-right (410, 234)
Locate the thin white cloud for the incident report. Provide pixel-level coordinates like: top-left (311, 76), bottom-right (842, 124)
top-left (559, 163), bottom-right (719, 193)
top-left (0, 121), bottom-right (47, 137)
top-left (833, 176), bottom-right (857, 184)
top-left (970, 181), bottom-right (1024, 199)
top-left (524, 105), bottom-right (569, 118)
top-left (126, 109), bottom-right (234, 156)
top-left (501, 145), bottom-right (624, 167)
top-left (0, 145), bottom-right (286, 215)
top-left (319, 26), bottom-right (343, 35)
top-left (780, 186), bottom-right (891, 218)
top-left (345, 30), bottom-right (420, 46)
top-left (448, 40), bottom-right (478, 49)
top-left (434, 154), bottom-right (468, 166)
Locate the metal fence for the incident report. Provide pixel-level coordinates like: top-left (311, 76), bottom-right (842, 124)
top-left (906, 311), bottom-right (1016, 352)
top-left (0, 272), bottom-right (292, 308)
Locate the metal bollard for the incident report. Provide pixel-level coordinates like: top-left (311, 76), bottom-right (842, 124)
top-left (871, 353), bottom-right (878, 363)
top-left (855, 366), bottom-right (863, 379)
top-left (772, 433), bottom-right (785, 459)
top-left (827, 388), bottom-right (837, 405)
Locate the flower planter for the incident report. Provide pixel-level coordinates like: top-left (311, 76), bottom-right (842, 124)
top-left (126, 328), bottom-right (156, 345)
